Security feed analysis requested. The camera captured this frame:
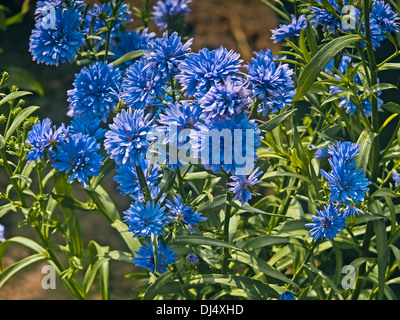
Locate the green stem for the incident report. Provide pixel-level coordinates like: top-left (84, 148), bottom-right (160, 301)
top-left (222, 186), bottom-right (233, 274)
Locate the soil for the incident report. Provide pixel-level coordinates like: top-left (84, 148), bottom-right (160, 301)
top-left (0, 0), bottom-right (278, 300)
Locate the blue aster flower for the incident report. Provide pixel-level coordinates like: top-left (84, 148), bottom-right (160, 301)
top-left (310, 0), bottom-right (342, 32)
top-left (144, 31), bottom-right (192, 80)
top-left (157, 100), bottom-right (202, 169)
top-left (279, 291), bottom-right (295, 300)
top-left (51, 133), bottom-right (104, 187)
top-left (134, 241), bottom-right (177, 273)
top-left (228, 167), bottom-right (263, 206)
top-left (393, 170), bottom-right (400, 187)
top-left (199, 79), bottom-right (251, 121)
top-left (371, 1), bottom-right (400, 35)
top-left (67, 61), bottom-right (122, 122)
top-left (123, 200), bottom-right (170, 237)
top-left (310, 0), bottom-right (360, 33)
top-left (341, 206), bottom-right (363, 218)
top-left (166, 194), bottom-right (206, 231)
top-left (69, 117), bottom-right (106, 141)
top-left (321, 157), bottom-right (370, 205)
top-left (0, 224), bottom-right (5, 242)
top-left (104, 108), bottom-right (157, 166)
top-left (190, 113), bottom-right (262, 175)
top-left (314, 148), bottom-right (331, 159)
top-left (111, 29), bottom-right (156, 69)
top-left (121, 57), bottom-right (166, 109)
top-left (35, 0), bottom-right (85, 16)
top-left (29, 6), bottom-right (84, 66)
top-left (26, 118), bottom-right (68, 162)
top-left (152, 0), bottom-right (192, 30)
top-left (246, 49), bottom-right (295, 115)
top-left (177, 46), bottom-right (243, 98)
top-left (83, 2), bottom-right (132, 48)
top-left (328, 141), bottom-right (359, 161)
top-left (306, 204), bottom-right (347, 240)
top-left (114, 160), bottom-right (161, 201)
top-left (271, 14), bottom-right (307, 42)
top-left (186, 253), bottom-right (198, 265)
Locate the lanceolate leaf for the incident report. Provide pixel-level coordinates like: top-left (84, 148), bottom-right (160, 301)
top-left (293, 34), bottom-right (361, 101)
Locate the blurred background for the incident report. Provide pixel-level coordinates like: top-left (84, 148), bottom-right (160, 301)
top-left (0, 0), bottom-right (279, 299)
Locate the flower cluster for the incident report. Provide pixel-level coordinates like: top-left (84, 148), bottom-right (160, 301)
top-left (307, 142), bottom-right (371, 240)
top-left (310, 0), bottom-right (399, 49)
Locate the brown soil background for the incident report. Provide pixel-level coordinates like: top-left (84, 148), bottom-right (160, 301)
top-left (0, 0), bottom-right (279, 300)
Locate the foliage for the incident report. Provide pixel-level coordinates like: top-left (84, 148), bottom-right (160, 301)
top-left (0, 0), bottom-right (400, 301)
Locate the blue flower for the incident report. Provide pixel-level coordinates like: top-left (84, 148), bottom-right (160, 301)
top-left (26, 118), bottom-right (67, 162)
top-left (83, 3), bottom-right (132, 48)
top-left (310, 0), bottom-right (359, 33)
top-left (123, 201), bottom-right (170, 237)
top-left (114, 160), bottom-right (161, 201)
top-left (199, 79), bottom-right (251, 121)
top-left (0, 224), bottom-right (5, 242)
top-left (177, 46), bottom-right (243, 98)
top-left (328, 141), bottom-right (359, 161)
top-left (145, 31), bottom-right (192, 80)
top-left (306, 204), bottom-right (347, 240)
top-left (228, 167), bottom-right (263, 206)
top-left (69, 117), bottom-right (106, 141)
top-left (104, 108), bottom-right (156, 166)
top-left (186, 253), bottom-right (198, 265)
top-left (157, 100), bottom-right (202, 169)
top-left (321, 157), bottom-right (370, 205)
top-left (310, 0), bottom-right (342, 32)
top-left (279, 291), bottom-right (295, 300)
top-left (190, 113), bottom-right (262, 174)
top-left (121, 58), bottom-right (166, 109)
top-left (111, 29), bottom-right (156, 69)
top-left (67, 61), bottom-right (122, 123)
top-left (51, 133), bottom-right (104, 187)
top-left (246, 49), bottom-right (295, 115)
top-left (29, 7), bottom-right (84, 66)
top-left (314, 148), bottom-right (331, 159)
top-left (393, 170), bottom-right (400, 187)
top-left (341, 206), bottom-right (363, 218)
top-left (271, 14), bottom-right (307, 42)
top-left (152, 0), bottom-right (192, 30)
top-left (35, 0), bottom-right (85, 16)
top-left (166, 194), bottom-right (206, 231)
top-left (134, 241), bottom-right (177, 273)
top-left (371, 1), bottom-right (399, 35)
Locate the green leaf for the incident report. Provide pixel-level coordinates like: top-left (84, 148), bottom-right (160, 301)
top-left (0, 91), bottom-right (32, 107)
top-left (143, 272), bottom-right (179, 300)
top-left (174, 235), bottom-right (240, 250)
top-left (243, 235), bottom-right (291, 251)
top-left (5, 105), bottom-right (39, 141)
top-left (187, 274), bottom-right (280, 299)
top-left (304, 263), bottom-right (344, 300)
top-left (84, 241), bottom-right (110, 299)
top-left (51, 193), bottom-right (93, 211)
top-left (111, 50), bottom-right (145, 67)
top-left (261, 170), bottom-right (311, 184)
top-left (258, 109), bottom-right (296, 132)
top-left (230, 251), bottom-right (297, 286)
top-left (0, 254), bottom-right (46, 288)
top-left (293, 34), bottom-right (361, 101)
top-left (356, 129), bottom-right (377, 172)
top-left (381, 102), bottom-right (400, 114)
